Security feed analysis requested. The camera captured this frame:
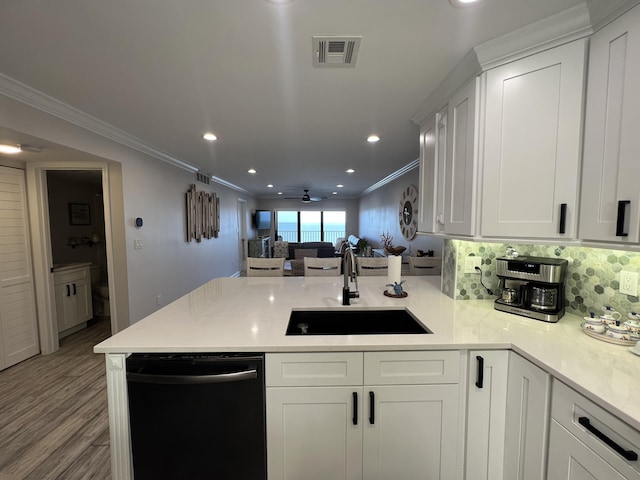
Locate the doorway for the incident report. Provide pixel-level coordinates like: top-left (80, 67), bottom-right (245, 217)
top-left (46, 170), bottom-right (111, 339)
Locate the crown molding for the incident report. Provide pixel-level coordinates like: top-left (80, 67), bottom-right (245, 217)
top-left (361, 159), bottom-right (419, 196)
top-left (0, 73), bottom-right (199, 173)
top-left (210, 175), bottom-right (249, 194)
top-left (474, 3), bottom-right (593, 71)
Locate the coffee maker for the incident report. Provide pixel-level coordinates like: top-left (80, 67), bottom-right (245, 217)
top-left (494, 256), bottom-right (568, 322)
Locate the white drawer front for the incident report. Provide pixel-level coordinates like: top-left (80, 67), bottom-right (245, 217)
top-left (552, 379), bottom-right (640, 478)
top-left (266, 352), bottom-right (363, 387)
top-left (53, 266), bottom-right (89, 285)
top-left (364, 351), bottom-right (460, 385)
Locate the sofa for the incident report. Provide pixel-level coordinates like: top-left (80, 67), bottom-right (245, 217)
top-left (287, 242), bottom-right (335, 260)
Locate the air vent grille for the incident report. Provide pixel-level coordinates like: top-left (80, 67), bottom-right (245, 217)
top-left (196, 172), bottom-right (210, 185)
top-left (313, 36), bottom-right (361, 68)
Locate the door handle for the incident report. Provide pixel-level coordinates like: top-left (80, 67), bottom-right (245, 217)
top-left (66, 285), bottom-right (70, 297)
top-left (72, 283), bottom-right (77, 295)
top-left (352, 392), bottom-right (358, 425)
top-left (475, 355), bottom-right (484, 388)
top-left (127, 369), bottom-right (258, 385)
top-left (616, 200), bottom-right (630, 237)
top-left (369, 391), bottom-right (375, 425)
top-left (559, 203), bottom-right (567, 234)
top-left (578, 416), bottom-right (638, 461)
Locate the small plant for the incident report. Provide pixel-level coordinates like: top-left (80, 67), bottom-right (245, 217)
top-left (356, 238), bottom-right (368, 253)
top-left (381, 232), bottom-right (394, 249)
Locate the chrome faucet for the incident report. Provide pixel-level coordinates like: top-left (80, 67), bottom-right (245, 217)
top-left (342, 248), bottom-right (359, 305)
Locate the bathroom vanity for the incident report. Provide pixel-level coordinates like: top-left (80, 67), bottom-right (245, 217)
top-left (53, 263), bottom-right (93, 337)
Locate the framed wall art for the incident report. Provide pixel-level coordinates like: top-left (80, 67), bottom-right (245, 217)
top-left (68, 203), bottom-right (91, 225)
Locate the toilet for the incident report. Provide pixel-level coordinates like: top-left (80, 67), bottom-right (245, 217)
top-left (90, 265), bottom-right (110, 317)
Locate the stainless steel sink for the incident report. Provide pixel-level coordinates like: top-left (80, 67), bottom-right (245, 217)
top-left (286, 308), bottom-right (431, 335)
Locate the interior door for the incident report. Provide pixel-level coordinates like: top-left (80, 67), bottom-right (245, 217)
top-left (0, 166), bottom-right (39, 370)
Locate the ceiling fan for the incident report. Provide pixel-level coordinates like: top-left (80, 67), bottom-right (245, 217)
top-left (284, 189), bottom-right (324, 203)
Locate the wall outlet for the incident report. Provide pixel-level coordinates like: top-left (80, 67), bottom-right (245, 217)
top-left (134, 238), bottom-right (143, 249)
top-left (620, 271), bottom-right (638, 296)
top-left (465, 256), bottom-right (482, 274)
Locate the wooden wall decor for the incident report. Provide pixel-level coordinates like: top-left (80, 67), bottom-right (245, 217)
top-left (186, 184), bottom-right (220, 242)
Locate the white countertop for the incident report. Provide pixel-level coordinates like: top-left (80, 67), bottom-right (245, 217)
top-left (94, 276), bottom-right (640, 430)
top-left (52, 262), bottom-right (92, 272)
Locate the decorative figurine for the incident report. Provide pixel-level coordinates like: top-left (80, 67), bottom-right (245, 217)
top-left (386, 280), bottom-right (406, 296)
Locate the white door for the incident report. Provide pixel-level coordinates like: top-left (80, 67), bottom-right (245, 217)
top-left (362, 384), bottom-right (460, 480)
top-left (481, 40), bottom-right (586, 239)
top-left (417, 116), bottom-right (437, 233)
top-left (0, 166), bottom-right (39, 370)
top-left (266, 386), bottom-right (363, 480)
top-left (579, 4), bottom-right (640, 243)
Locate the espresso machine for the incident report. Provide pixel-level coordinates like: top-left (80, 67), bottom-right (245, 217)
top-left (494, 256), bottom-right (568, 322)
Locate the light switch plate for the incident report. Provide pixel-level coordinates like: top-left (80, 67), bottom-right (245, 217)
top-left (620, 271), bottom-right (638, 296)
top-left (134, 238), bottom-right (143, 250)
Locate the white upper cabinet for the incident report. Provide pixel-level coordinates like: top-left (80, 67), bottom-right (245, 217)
top-left (444, 79), bottom-right (477, 236)
top-left (579, 3), bottom-right (640, 244)
top-left (480, 39), bottom-right (587, 239)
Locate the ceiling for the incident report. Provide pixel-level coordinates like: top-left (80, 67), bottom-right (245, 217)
top-left (0, 0), bottom-right (611, 200)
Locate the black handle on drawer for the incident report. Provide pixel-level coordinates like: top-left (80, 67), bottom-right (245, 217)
top-left (352, 392), bottom-right (358, 426)
top-left (72, 283), bottom-right (77, 295)
top-left (475, 355), bottom-right (484, 388)
top-left (66, 285), bottom-right (70, 297)
top-left (616, 200), bottom-right (630, 237)
top-left (578, 416), bottom-right (638, 461)
top-left (559, 203), bottom-right (567, 234)
top-left (369, 391), bottom-right (375, 425)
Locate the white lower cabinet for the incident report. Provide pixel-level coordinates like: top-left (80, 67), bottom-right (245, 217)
top-left (266, 351), bottom-right (462, 480)
top-left (547, 380), bottom-right (640, 480)
top-left (53, 265), bottom-right (93, 335)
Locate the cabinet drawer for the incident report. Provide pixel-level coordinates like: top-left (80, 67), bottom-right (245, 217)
top-left (53, 266), bottom-right (89, 286)
top-left (552, 380), bottom-right (640, 477)
top-left (364, 351), bottom-right (460, 385)
top-left (266, 353), bottom-right (363, 387)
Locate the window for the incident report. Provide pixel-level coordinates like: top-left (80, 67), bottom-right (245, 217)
top-left (276, 210), bottom-right (345, 244)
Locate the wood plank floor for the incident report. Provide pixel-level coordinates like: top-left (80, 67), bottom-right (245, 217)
top-left (0, 318), bottom-right (112, 480)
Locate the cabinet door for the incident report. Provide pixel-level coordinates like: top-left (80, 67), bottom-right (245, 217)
top-left (445, 79), bottom-right (477, 236)
top-left (481, 40), bottom-right (586, 239)
top-left (72, 275), bottom-right (93, 325)
top-left (503, 352), bottom-right (551, 480)
top-left (466, 351), bottom-right (509, 480)
top-left (547, 420), bottom-right (631, 480)
top-left (579, 4), bottom-right (640, 243)
top-left (362, 384), bottom-right (460, 480)
top-left (418, 116), bottom-right (437, 233)
top-left (266, 387), bottom-right (363, 480)
top-left (54, 282), bottom-right (74, 332)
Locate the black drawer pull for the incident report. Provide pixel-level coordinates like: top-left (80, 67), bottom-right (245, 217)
top-left (559, 203), bottom-right (567, 234)
top-left (475, 355), bottom-right (484, 388)
top-left (72, 283), bottom-right (77, 295)
top-left (369, 391), bottom-right (375, 425)
top-left (578, 416), bottom-right (638, 461)
top-left (66, 285), bottom-right (70, 297)
top-left (616, 200), bottom-right (630, 237)
top-left (352, 392), bottom-right (358, 426)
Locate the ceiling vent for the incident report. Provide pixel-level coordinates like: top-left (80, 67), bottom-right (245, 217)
top-left (312, 36), bottom-right (361, 68)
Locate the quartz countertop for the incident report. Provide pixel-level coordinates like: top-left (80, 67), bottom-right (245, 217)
top-left (94, 276), bottom-right (640, 430)
top-left (52, 262), bottom-right (92, 272)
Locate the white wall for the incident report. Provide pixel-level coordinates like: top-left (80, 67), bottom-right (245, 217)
top-left (358, 168), bottom-right (443, 255)
top-left (0, 93), bottom-right (257, 324)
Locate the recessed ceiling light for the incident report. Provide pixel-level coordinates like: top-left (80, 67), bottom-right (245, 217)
top-left (367, 135), bottom-right (380, 143)
top-left (266, 0), bottom-right (293, 4)
top-left (345, 168), bottom-right (355, 173)
top-left (336, 184), bottom-right (344, 188)
top-left (248, 169), bottom-right (257, 174)
top-left (332, 192), bottom-right (338, 195)
top-left (277, 192), bottom-right (283, 195)
top-left (449, 0), bottom-right (484, 7)
top-left (267, 184), bottom-right (274, 188)
top-left (0, 144), bottom-right (21, 154)
top-left (203, 133), bottom-right (217, 141)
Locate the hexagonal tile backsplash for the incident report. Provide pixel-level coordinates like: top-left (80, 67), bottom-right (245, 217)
top-left (442, 239), bottom-right (639, 317)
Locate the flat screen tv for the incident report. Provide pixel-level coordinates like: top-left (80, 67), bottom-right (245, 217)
top-left (254, 210), bottom-right (271, 230)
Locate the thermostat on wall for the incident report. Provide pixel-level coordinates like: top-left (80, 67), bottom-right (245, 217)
top-left (135, 217), bottom-right (143, 228)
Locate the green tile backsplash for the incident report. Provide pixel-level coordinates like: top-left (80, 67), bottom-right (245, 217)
top-left (442, 239), bottom-right (640, 318)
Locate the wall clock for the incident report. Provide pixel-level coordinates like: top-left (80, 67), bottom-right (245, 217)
top-left (399, 185), bottom-right (418, 240)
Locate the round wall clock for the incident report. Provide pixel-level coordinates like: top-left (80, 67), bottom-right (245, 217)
top-left (399, 185), bottom-right (418, 240)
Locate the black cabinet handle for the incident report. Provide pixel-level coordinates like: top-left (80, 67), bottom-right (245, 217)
top-left (369, 391), bottom-right (375, 425)
top-left (475, 355), bottom-right (484, 388)
top-left (66, 285), bottom-right (70, 297)
top-left (578, 416), bottom-right (638, 461)
top-left (616, 200), bottom-right (630, 237)
top-left (352, 392), bottom-right (358, 426)
top-left (72, 283), bottom-right (77, 295)
top-left (559, 203), bottom-right (567, 234)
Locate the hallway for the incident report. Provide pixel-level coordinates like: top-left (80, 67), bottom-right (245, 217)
top-left (0, 319), bottom-right (111, 479)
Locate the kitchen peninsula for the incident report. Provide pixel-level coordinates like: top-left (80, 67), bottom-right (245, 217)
top-left (95, 276), bottom-right (640, 479)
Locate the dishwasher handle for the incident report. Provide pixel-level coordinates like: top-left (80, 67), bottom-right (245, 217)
top-left (127, 369), bottom-right (258, 385)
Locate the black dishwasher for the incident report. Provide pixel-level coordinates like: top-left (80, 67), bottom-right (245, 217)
top-left (126, 353), bottom-right (266, 480)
